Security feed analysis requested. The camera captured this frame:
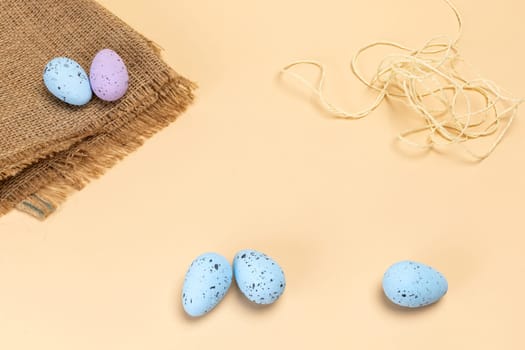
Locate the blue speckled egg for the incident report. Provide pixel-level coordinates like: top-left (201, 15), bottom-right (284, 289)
top-left (382, 260), bottom-right (448, 308)
top-left (182, 252), bottom-right (232, 317)
top-left (43, 57), bottom-right (92, 106)
top-left (233, 249), bottom-right (286, 305)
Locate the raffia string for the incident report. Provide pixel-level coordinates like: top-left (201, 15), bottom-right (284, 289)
top-left (281, 0), bottom-right (523, 160)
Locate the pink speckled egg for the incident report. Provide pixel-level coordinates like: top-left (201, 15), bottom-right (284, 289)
top-left (89, 49), bottom-right (129, 101)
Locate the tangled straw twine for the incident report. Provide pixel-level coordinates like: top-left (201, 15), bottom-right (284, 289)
top-left (281, 0), bottom-right (523, 160)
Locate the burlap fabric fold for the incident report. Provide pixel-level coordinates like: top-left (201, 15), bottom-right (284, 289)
top-left (0, 0), bottom-right (195, 219)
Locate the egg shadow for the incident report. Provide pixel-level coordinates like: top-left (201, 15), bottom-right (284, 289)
top-left (173, 277), bottom-right (280, 322)
top-left (173, 281), bottom-right (231, 323)
top-left (230, 278), bottom-right (281, 315)
top-left (174, 285), bottom-right (201, 322)
top-left (376, 284), bottom-right (443, 315)
top-left (421, 239), bottom-right (479, 288)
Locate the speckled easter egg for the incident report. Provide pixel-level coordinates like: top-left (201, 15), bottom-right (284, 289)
top-left (43, 57), bottom-right (92, 106)
top-left (233, 249), bottom-right (286, 305)
top-left (182, 253), bottom-right (232, 317)
top-left (382, 260), bottom-right (448, 308)
top-left (89, 49), bottom-right (129, 101)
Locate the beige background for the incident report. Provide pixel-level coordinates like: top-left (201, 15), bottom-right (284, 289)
top-left (1, 0), bottom-right (524, 348)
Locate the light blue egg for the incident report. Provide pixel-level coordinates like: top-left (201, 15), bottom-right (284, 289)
top-left (43, 57), bottom-right (92, 106)
top-left (182, 252), bottom-right (232, 317)
top-left (233, 249), bottom-right (286, 305)
top-left (382, 260), bottom-right (448, 308)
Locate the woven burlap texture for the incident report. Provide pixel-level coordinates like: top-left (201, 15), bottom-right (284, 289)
top-left (0, 0), bottom-right (196, 219)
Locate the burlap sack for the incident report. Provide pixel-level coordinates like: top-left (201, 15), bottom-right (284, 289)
top-left (0, 0), bottom-right (195, 219)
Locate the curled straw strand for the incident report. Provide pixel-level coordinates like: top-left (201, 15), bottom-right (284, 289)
top-left (281, 0), bottom-right (524, 160)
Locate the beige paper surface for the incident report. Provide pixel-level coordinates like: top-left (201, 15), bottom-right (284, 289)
top-left (1, 0), bottom-right (524, 349)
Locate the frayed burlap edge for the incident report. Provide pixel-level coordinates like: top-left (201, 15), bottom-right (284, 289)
top-left (0, 40), bottom-right (167, 182)
top-left (0, 63), bottom-right (196, 219)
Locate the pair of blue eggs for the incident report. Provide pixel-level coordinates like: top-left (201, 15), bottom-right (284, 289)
top-left (43, 49), bottom-right (129, 106)
top-left (182, 252), bottom-right (447, 317)
top-left (182, 249), bottom-right (286, 317)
